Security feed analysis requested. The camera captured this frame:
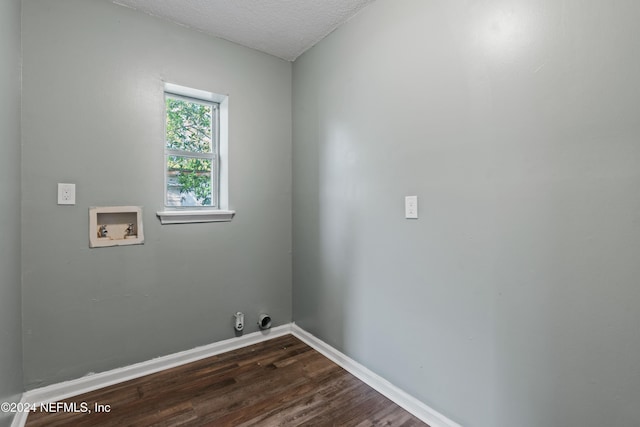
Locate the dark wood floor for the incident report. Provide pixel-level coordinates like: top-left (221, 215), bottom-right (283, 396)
top-left (26, 334), bottom-right (427, 426)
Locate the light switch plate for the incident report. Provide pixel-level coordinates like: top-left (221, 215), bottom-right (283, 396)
top-left (405, 195), bottom-right (418, 219)
top-left (58, 183), bottom-right (76, 205)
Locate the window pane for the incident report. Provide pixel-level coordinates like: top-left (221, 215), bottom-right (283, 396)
top-left (166, 156), bottom-right (213, 207)
top-left (165, 97), bottom-right (212, 153)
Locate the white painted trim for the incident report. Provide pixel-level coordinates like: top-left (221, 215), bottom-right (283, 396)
top-left (291, 324), bottom-right (462, 427)
top-left (164, 82), bottom-right (228, 104)
top-left (12, 325), bottom-right (292, 427)
top-left (10, 410), bottom-right (25, 427)
top-left (8, 395), bottom-right (24, 427)
top-left (12, 324), bottom-right (460, 427)
top-left (156, 209), bottom-right (235, 224)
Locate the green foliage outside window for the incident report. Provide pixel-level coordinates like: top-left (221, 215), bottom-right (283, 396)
top-left (166, 97), bottom-right (214, 206)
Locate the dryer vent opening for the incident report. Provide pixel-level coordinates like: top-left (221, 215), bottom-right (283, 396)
top-left (258, 314), bottom-right (272, 330)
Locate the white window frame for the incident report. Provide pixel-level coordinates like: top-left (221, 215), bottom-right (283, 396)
top-left (157, 83), bottom-right (234, 224)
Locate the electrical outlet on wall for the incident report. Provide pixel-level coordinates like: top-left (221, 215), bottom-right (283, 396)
top-left (405, 195), bottom-right (418, 219)
top-left (57, 183), bottom-right (76, 205)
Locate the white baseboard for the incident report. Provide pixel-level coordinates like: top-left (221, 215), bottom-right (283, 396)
top-left (9, 408), bottom-right (25, 427)
top-left (291, 324), bottom-right (462, 427)
top-left (6, 394), bottom-right (23, 427)
top-left (12, 323), bottom-right (460, 427)
top-left (11, 325), bottom-right (292, 427)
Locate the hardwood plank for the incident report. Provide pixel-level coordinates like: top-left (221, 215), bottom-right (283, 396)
top-left (25, 335), bottom-right (427, 427)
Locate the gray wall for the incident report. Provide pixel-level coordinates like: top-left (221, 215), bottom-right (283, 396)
top-left (22, 0), bottom-right (292, 389)
top-left (0, 0), bottom-right (24, 425)
top-left (293, 1), bottom-right (640, 426)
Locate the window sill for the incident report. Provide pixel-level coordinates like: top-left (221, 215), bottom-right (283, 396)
top-left (156, 209), bottom-right (235, 225)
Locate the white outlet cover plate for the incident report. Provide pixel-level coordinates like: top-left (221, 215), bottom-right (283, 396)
top-left (405, 195), bottom-right (418, 219)
top-left (58, 183), bottom-right (76, 205)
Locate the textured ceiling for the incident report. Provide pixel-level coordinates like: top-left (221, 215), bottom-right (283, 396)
top-left (112, 0), bottom-right (375, 61)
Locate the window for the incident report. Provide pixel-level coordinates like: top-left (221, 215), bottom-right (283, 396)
top-left (157, 83), bottom-right (234, 224)
top-left (165, 93), bottom-right (218, 207)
